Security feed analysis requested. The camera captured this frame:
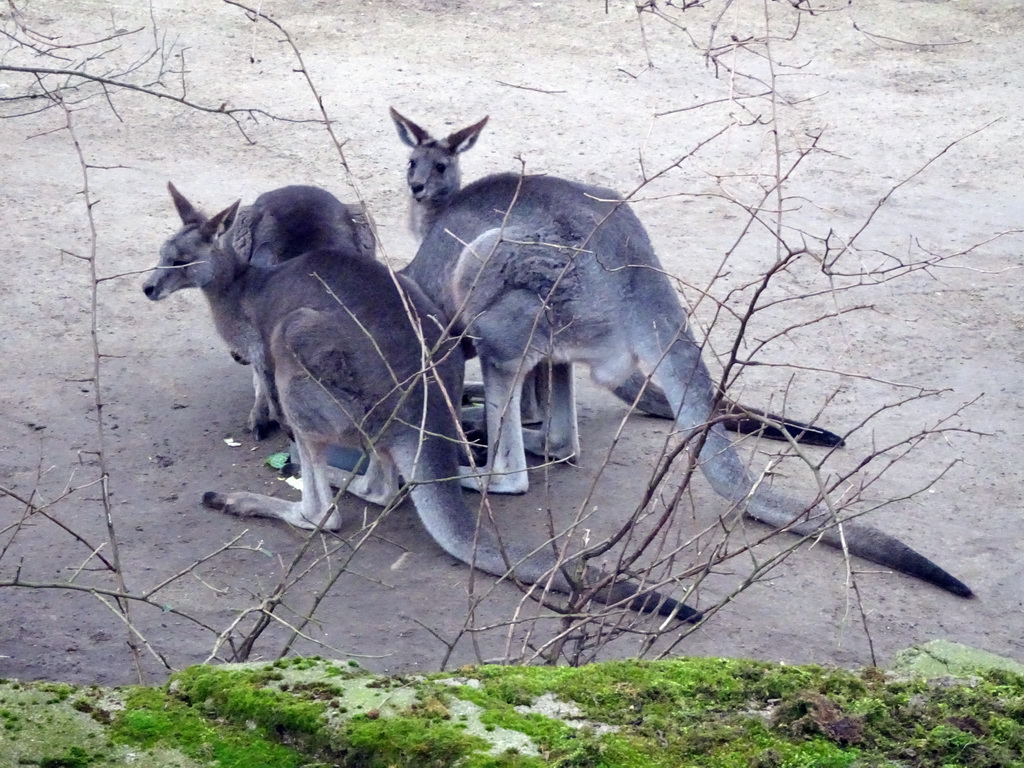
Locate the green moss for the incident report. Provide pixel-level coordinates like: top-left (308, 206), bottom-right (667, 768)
top-left (442, 683), bottom-right (570, 742)
top-left (5, 652), bottom-right (1022, 768)
top-left (271, 656), bottom-right (326, 672)
top-left (465, 658), bottom-right (829, 720)
top-left (893, 641), bottom-right (1024, 679)
top-left (767, 670), bottom-right (1024, 768)
top-left (437, 660), bottom-right (1024, 768)
top-left (164, 665), bottom-right (541, 767)
top-left (343, 712), bottom-right (491, 767)
top-left (168, 666), bottom-right (331, 754)
top-left (0, 683), bottom-right (126, 768)
top-left (78, 659), bottom-right (1024, 767)
top-left (37, 746), bottom-right (97, 768)
top-left (109, 686), bottom-right (307, 767)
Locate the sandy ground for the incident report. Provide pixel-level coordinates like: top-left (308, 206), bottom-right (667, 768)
top-left (1, 0), bottom-right (1022, 686)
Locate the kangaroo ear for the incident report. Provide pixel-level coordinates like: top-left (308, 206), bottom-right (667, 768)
top-left (390, 106), bottom-right (432, 148)
top-left (167, 181), bottom-right (205, 227)
top-left (201, 200), bottom-right (241, 240)
top-left (444, 116), bottom-right (488, 155)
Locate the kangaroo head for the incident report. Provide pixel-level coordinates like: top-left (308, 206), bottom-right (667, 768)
top-left (389, 107), bottom-right (488, 213)
top-left (143, 182), bottom-right (240, 301)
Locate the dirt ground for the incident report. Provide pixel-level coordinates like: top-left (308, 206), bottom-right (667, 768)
top-left (1, 0), bottom-right (1022, 687)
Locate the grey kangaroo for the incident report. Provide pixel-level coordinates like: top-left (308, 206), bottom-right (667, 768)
top-left (391, 109), bottom-right (843, 466)
top-left (144, 183), bottom-right (399, 506)
top-left (144, 184), bottom-right (375, 440)
top-left (389, 108), bottom-right (973, 598)
top-left (146, 183), bottom-right (698, 620)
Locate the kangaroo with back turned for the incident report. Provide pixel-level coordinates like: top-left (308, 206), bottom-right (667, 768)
top-left (389, 107), bottom-right (973, 599)
top-left (145, 183), bottom-right (700, 620)
top-left (144, 184), bottom-right (375, 440)
top-left (144, 184), bottom-right (402, 504)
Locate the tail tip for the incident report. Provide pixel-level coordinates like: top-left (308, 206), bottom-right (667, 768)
top-left (662, 600), bottom-right (702, 624)
top-left (950, 581), bottom-right (975, 599)
top-left (202, 491), bottom-right (226, 510)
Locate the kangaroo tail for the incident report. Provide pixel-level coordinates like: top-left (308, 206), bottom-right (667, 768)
top-left (798, 513), bottom-right (975, 598)
top-left (612, 371), bottom-right (678, 419)
top-left (612, 370), bottom-right (846, 448)
top-left (696, 407), bottom-right (974, 598)
top-left (399, 444), bottom-right (700, 621)
top-left (717, 401), bottom-right (846, 448)
top-left (641, 321), bottom-right (973, 599)
top-left (582, 566), bottom-right (701, 621)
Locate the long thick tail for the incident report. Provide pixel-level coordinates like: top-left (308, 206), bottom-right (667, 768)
top-left (802, 515), bottom-right (974, 598)
top-left (397, 442), bottom-right (700, 621)
top-left (612, 370), bottom-right (846, 448)
top-left (705, 402), bottom-right (972, 597)
top-left (648, 331), bottom-right (973, 599)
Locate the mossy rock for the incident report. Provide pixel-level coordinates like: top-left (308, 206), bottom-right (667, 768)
top-left (1, 648), bottom-right (1023, 767)
top-left (891, 639), bottom-right (1024, 679)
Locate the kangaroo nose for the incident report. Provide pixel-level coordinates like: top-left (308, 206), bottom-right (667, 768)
top-left (143, 283), bottom-right (157, 299)
top-left (410, 182), bottom-right (425, 197)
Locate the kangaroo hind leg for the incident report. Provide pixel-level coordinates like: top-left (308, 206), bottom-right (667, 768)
top-left (325, 450), bottom-right (402, 507)
top-left (638, 323), bottom-right (758, 507)
top-left (521, 362), bottom-right (579, 462)
top-left (459, 357), bottom-right (531, 494)
top-left (204, 436), bottom-right (343, 530)
top-left (208, 307), bottom-right (369, 531)
top-left (612, 367), bottom-right (846, 448)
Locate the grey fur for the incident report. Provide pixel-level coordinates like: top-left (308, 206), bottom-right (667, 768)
top-left (389, 109), bottom-right (972, 598)
top-left (143, 184), bottom-right (375, 439)
top-left (147, 184), bottom-right (698, 621)
top-left (390, 108), bottom-right (845, 460)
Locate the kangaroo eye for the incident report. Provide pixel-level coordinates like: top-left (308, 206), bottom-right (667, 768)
top-left (408, 159), bottom-right (416, 170)
top-left (434, 162), bottom-right (447, 174)
top-left (169, 251), bottom-right (193, 268)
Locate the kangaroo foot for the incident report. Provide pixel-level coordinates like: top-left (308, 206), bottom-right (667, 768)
top-left (248, 417), bottom-right (280, 441)
top-left (202, 490), bottom-right (340, 530)
top-left (458, 465), bottom-right (529, 495)
top-left (522, 426), bottom-right (577, 462)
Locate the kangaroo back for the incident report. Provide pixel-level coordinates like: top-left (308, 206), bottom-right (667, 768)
top-left (230, 185), bottom-right (376, 266)
top-left (408, 173), bottom-right (643, 326)
top-left (143, 182), bottom-right (378, 439)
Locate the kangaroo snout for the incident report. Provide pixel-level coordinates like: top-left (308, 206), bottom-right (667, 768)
top-left (142, 273), bottom-right (172, 301)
